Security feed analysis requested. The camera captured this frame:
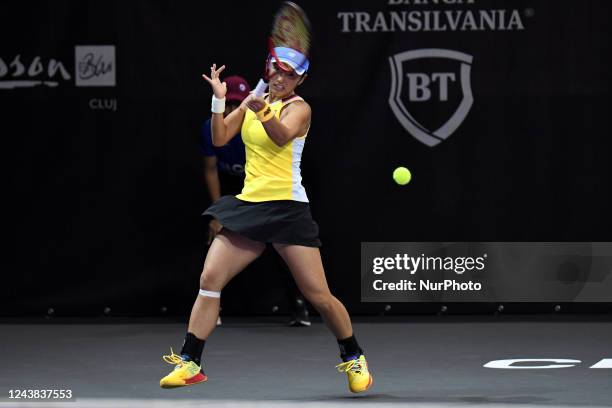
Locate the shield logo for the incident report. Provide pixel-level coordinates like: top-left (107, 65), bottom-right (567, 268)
top-left (388, 49), bottom-right (473, 147)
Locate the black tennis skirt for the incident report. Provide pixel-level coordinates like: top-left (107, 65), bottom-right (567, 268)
top-left (203, 195), bottom-right (321, 247)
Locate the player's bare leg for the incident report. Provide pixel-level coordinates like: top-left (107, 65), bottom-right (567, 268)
top-left (273, 244), bottom-right (373, 393)
top-left (160, 229), bottom-right (265, 388)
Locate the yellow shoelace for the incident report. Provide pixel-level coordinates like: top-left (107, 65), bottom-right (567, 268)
top-left (336, 359), bottom-right (362, 373)
top-left (162, 348), bottom-right (184, 365)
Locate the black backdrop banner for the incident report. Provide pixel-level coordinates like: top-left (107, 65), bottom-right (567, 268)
top-left (2, 1), bottom-right (611, 316)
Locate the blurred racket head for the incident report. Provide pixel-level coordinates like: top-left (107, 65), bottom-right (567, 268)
top-left (254, 2), bottom-right (312, 97)
top-left (268, 2), bottom-right (311, 74)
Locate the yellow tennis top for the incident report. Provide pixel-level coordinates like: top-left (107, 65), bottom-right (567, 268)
top-left (236, 95), bottom-right (309, 203)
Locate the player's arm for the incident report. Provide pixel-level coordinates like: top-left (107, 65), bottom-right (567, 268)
top-left (264, 101), bottom-right (310, 146)
top-left (246, 97), bottom-right (311, 147)
top-left (203, 63), bottom-right (245, 147)
top-left (212, 104), bottom-right (246, 147)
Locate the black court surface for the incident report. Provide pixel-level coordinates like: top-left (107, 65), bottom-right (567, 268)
top-left (0, 316), bottom-right (610, 408)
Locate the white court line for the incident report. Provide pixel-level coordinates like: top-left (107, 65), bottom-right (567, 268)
top-left (1, 401), bottom-right (610, 408)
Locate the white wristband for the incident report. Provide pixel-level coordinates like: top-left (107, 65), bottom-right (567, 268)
top-left (211, 95), bottom-right (226, 114)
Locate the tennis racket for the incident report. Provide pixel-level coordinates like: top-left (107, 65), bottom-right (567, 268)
top-left (253, 2), bottom-right (312, 97)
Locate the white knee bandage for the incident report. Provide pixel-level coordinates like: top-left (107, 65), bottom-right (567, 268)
top-left (199, 289), bottom-right (221, 298)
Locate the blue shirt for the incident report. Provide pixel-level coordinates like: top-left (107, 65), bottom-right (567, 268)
top-left (200, 118), bottom-right (246, 177)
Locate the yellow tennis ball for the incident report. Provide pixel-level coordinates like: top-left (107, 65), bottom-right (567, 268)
top-left (393, 167), bottom-right (411, 185)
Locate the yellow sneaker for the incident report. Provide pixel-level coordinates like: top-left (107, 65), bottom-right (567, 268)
top-left (336, 354), bottom-right (373, 393)
top-left (159, 348), bottom-right (208, 388)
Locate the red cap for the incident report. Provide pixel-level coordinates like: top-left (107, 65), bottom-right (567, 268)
top-left (225, 76), bottom-right (251, 102)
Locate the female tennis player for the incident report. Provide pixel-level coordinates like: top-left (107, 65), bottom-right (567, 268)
top-left (159, 47), bottom-right (372, 393)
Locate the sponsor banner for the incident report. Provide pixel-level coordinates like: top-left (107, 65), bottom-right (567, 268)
top-left (388, 48), bottom-right (473, 146)
top-left (75, 45), bottom-right (116, 87)
top-left (337, 1), bottom-right (528, 33)
top-left (0, 45), bottom-right (117, 112)
top-left (0, 55), bottom-right (72, 89)
top-left (337, 0), bottom-right (536, 147)
top-left (361, 242), bottom-right (612, 302)
top-left (0, 45), bottom-right (116, 89)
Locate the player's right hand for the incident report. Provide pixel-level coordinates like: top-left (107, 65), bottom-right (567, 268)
top-left (207, 218), bottom-right (223, 245)
top-left (244, 94), bottom-right (267, 113)
top-left (202, 63), bottom-right (227, 99)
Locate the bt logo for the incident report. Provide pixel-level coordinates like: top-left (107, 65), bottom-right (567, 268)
top-left (405, 72), bottom-right (456, 102)
top-left (388, 48), bottom-right (473, 147)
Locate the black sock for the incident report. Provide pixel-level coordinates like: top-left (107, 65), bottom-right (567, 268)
top-left (181, 332), bottom-right (205, 366)
top-left (337, 334), bottom-right (363, 361)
